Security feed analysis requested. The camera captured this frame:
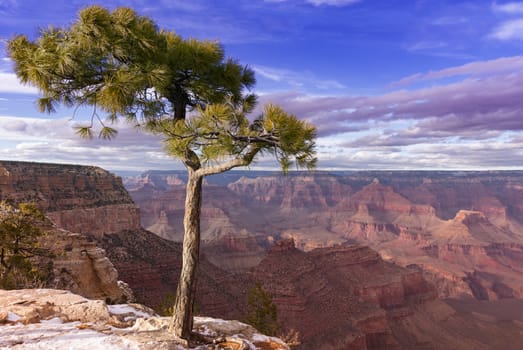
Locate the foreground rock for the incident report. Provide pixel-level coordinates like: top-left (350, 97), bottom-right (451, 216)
top-left (0, 289), bottom-right (288, 350)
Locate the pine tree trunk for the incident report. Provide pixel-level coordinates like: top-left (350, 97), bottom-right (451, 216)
top-left (170, 170), bottom-right (203, 340)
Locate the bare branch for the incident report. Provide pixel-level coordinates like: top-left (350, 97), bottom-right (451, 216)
top-left (196, 145), bottom-right (261, 177)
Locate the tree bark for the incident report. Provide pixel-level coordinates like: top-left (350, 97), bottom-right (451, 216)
top-left (169, 169), bottom-right (203, 340)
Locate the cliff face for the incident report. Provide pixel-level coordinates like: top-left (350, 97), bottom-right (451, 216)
top-left (0, 161), bottom-right (253, 321)
top-left (44, 228), bottom-right (129, 303)
top-left (0, 161), bottom-right (140, 238)
top-left (249, 239), bottom-right (523, 350)
top-left (127, 170), bottom-right (523, 301)
top-left (4, 161), bottom-right (523, 349)
top-left (0, 161), bottom-right (137, 302)
top-left (227, 174), bottom-right (351, 209)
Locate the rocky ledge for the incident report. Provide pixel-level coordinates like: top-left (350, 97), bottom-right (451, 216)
top-left (0, 289), bottom-right (289, 350)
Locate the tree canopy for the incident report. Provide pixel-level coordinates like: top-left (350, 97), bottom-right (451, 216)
top-left (8, 5), bottom-right (256, 138)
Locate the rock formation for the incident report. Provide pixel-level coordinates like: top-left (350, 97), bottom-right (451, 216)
top-left (127, 170), bottom-right (523, 300)
top-left (44, 228), bottom-right (129, 303)
top-left (0, 161), bottom-right (134, 302)
top-left (0, 161), bottom-right (141, 238)
top-left (0, 289), bottom-right (289, 350)
top-left (249, 239), bottom-right (523, 350)
top-left (5, 161), bottom-right (523, 349)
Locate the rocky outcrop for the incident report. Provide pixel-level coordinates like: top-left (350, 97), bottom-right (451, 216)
top-left (0, 289), bottom-right (289, 350)
top-left (44, 228), bottom-right (129, 303)
top-left (250, 240), bottom-right (436, 349)
top-left (47, 204), bottom-right (141, 239)
top-left (0, 161), bottom-right (138, 302)
top-left (0, 161), bottom-right (134, 211)
top-left (227, 174), bottom-right (351, 209)
top-left (0, 161), bottom-right (251, 318)
top-left (246, 239), bottom-right (523, 350)
top-left (123, 170), bottom-right (187, 191)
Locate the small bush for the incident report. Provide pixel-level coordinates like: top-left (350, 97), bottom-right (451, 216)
top-left (0, 201), bottom-right (52, 289)
top-left (245, 282), bottom-right (280, 336)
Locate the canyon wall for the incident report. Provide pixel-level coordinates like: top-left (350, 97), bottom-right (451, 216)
top-left (0, 161), bottom-right (250, 319)
top-left (0, 161), bottom-right (141, 238)
top-left (127, 170), bottom-right (523, 301)
top-left (0, 161), bottom-right (136, 302)
top-left (5, 161), bottom-right (523, 349)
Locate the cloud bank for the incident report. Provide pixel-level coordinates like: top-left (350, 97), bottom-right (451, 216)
top-left (3, 54), bottom-right (523, 171)
top-left (254, 55), bottom-right (523, 169)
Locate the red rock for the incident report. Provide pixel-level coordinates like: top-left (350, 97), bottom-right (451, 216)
top-left (6, 162), bottom-right (523, 349)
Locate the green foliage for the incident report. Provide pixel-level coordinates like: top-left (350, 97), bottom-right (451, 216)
top-left (245, 282), bottom-right (280, 336)
top-left (158, 101), bottom-right (316, 173)
top-left (156, 291), bottom-right (176, 316)
top-left (7, 5), bottom-right (255, 134)
top-left (0, 201), bottom-right (51, 289)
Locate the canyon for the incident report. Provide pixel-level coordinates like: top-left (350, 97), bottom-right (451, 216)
top-left (2, 161), bottom-right (523, 349)
top-left (126, 170), bottom-right (523, 301)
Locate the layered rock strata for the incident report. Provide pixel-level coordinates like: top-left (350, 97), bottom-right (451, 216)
top-left (0, 161), bottom-right (140, 238)
top-left (0, 161), bottom-right (134, 302)
top-left (45, 228), bottom-right (128, 303)
top-left (6, 162), bottom-right (523, 349)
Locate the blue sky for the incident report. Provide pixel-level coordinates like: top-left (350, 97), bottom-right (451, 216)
top-left (1, 0), bottom-right (523, 171)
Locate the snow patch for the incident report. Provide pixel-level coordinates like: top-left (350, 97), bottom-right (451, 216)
top-left (0, 322), bottom-right (141, 350)
top-left (107, 304), bottom-right (152, 318)
top-left (7, 312), bottom-right (21, 322)
top-left (40, 317), bottom-right (63, 324)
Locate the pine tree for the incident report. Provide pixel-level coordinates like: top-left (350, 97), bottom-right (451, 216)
top-left (8, 5), bottom-right (317, 342)
top-left (245, 282), bottom-right (280, 336)
top-left (0, 201), bottom-right (50, 289)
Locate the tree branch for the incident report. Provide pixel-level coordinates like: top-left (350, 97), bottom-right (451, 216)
top-left (196, 145), bottom-right (260, 177)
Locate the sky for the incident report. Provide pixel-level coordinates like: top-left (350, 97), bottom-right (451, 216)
top-left (1, 0), bottom-right (523, 172)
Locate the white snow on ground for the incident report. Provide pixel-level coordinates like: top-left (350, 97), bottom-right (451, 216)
top-left (0, 304), bottom-right (157, 350)
top-left (6, 312), bottom-right (21, 322)
top-left (107, 304), bottom-right (152, 319)
top-left (0, 295), bottom-right (286, 350)
top-left (0, 322), bottom-right (142, 350)
top-left (39, 317), bottom-right (63, 324)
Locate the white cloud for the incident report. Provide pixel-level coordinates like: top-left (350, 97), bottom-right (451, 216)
top-left (0, 116), bottom-right (171, 171)
top-left (253, 65), bottom-right (346, 91)
top-left (391, 56), bottom-right (523, 87)
top-left (306, 0), bottom-right (360, 6)
top-left (490, 19), bottom-right (523, 40)
top-left (0, 72), bottom-right (38, 94)
top-left (492, 1), bottom-right (523, 14)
